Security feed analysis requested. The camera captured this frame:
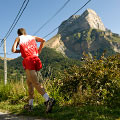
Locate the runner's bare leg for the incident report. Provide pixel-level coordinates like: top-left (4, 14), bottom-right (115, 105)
top-left (26, 69), bottom-right (46, 95)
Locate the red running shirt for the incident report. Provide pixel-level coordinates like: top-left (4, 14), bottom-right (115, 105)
top-left (19, 35), bottom-right (42, 70)
top-left (19, 35), bottom-right (38, 58)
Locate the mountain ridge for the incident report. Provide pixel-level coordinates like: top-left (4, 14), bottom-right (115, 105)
top-left (0, 56), bottom-right (14, 61)
top-left (58, 8), bottom-right (106, 35)
top-left (44, 8), bottom-right (120, 59)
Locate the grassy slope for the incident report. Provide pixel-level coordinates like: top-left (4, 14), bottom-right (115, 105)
top-left (0, 101), bottom-right (120, 120)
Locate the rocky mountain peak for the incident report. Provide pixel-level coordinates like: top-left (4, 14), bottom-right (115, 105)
top-left (82, 8), bottom-right (106, 31)
top-left (45, 9), bottom-right (120, 60)
top-left (58, 9), bottom-right (106, 35)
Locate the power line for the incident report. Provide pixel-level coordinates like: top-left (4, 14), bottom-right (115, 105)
top-left (0, 0), bottom-right (30, 47)
top-left (4, 0), bottom-right (29, 40)
top-left (1, 0), bottom-right (91, 57)
top-left (43, 0), bottom-right (92, 39)
top-left (33, 0), bottom-right (71, 35)
top-left (4, 0), bottom-right (27, 39)
top-left (69, 0), bottom-right (91, 18)
top-left (43, 27), bottom-right (58, 39)
top-left (0, 39), bottom-right (3, 42)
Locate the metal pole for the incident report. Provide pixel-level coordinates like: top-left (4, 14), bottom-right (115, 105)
top-left (4, 38), bottom-right (7, 85)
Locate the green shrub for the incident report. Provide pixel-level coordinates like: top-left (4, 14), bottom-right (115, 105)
top-left (56, 54), bottom-right (120, 107)
top-left (0, 54), bottom-right (120, 108)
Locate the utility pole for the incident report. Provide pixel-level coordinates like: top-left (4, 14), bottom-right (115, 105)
top-left (4, 38), bottom-right (7, 85)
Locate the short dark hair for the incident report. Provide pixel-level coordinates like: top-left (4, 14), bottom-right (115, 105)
top-left (17, 28), bottom-right (27, 35)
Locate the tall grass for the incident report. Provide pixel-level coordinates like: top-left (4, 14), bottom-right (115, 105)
top-left (0, 78), bottom-right (61, 106)
top-left (0, 81), bottom-right (27, 104)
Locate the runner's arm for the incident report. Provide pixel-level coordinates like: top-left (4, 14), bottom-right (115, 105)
top-left (34, 36), bottom-right (45, 54)
top-left (11, 37), bottom-right (20, 53)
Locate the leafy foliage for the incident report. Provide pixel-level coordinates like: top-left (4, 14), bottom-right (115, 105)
top-left (0, 46), bottom-right (120, 108)
top-left (54, 53), bottom-right (120, 107)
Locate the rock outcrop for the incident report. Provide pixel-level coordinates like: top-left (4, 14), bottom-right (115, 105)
top-left (45, 9), bottom-right (120, 59)
top-left (58, 9), bottom-right (106, 36)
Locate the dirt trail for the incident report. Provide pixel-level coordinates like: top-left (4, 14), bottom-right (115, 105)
top-left (0, 112), bottom-right (48, 120)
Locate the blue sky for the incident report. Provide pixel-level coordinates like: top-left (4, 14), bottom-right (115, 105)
top-left (0, 0), bottom-right (120, 58)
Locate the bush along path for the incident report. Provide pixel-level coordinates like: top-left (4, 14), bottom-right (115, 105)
top-left (0, 54), bottom-right (120, 119)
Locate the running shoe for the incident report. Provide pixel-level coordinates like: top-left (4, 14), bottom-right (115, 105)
top-left (44, 98), bottom-right (55, 113)
top-left (24, 104), bottom-right (33, 112)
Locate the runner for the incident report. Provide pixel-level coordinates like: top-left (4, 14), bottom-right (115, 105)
top-left (11, 28), bottom-right (55, 113)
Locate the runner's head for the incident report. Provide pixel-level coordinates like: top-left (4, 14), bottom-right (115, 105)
top-left (17, 28), bottom-right (27, 36)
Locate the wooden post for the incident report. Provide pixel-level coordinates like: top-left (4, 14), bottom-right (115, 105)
top-left (4, 38), bottom-right (7, 85)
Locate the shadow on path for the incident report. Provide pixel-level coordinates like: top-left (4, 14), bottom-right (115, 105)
top-left (0, 112), bottom-right (48, 120)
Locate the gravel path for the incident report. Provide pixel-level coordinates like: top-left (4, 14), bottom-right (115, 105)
top-left (0, 112), bottom-right (48, 120)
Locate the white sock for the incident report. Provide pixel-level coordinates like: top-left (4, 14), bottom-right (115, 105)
top-left (43, 93), bottom-right (49, 101)
top-left (29, 99), bottom-right (34, 106)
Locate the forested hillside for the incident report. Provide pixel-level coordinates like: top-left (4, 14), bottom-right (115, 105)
top-left (0, 47), bottom-right (82, 82)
